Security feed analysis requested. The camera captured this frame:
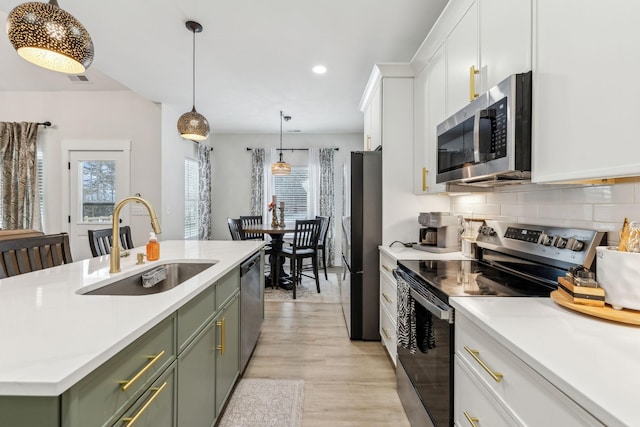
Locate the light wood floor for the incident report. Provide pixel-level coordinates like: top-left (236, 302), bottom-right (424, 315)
top-left (243, 299), bottom-right (411, 426)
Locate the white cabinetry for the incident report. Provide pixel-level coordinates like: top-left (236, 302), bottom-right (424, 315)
top-left (378, 251), bottom-right (398, 365)
top-left (532, 1), bottom-right (640, 182)
top-left (362, 81), bottom-right (381, 151)
top-left (455, 312), bottom-right (604, 426)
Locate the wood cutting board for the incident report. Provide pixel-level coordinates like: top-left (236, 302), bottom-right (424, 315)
top-left (550, 290), bottom-right (640, 326)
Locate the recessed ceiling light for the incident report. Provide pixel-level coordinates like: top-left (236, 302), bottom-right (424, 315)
top-left (312, 65), bottom-right (327, 75)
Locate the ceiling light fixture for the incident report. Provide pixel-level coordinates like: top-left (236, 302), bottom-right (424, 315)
top-left (312, 65), bottom-right (327, 74)
top-left (271, 111), bottom-right (292, 176)
top-left (177, 20), bottom-right (210, 142)
top-left (6, 0), bottom-right (94, 74)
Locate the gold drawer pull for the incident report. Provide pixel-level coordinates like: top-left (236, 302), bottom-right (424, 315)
top-left (469, 65), bottom-right (479, 101)
top-left (382, 293), bottom-right (392, 303)
top-left (422, 167), bottom-right (428, 191)
top-left (119, 350), bottom-right (166, 391)
top-left (381, 327), bottom-right (392, 340)
top-left (217, 318), bottom-right (226, 354)
top-left (382, 264), bottom-right (393, 273)
top-left (463, 411), bottom-right (479, 427)
top-left (464, 345), bottom-right (503, 382)
top-left (122, 381), bottom-right (168, 426)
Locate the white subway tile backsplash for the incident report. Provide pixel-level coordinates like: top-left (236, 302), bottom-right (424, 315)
top-left (561, 184), bottom-right (634, 204)
top-left (518, 188), bottom-right (565, 204)
top-left (486, 192), bottom-right (518, 204)
top-left (500, 204), bottom-right (534, 217)
top-left (537, 204), bottom-right (593, 221)
top-left (593, 204), bottom-right (640, 222)
top-left (518, 217), bottom-right (560, 226)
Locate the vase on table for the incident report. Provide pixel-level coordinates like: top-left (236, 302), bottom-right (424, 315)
top-left (271, 210), bottom-right (278, 227)
top-left (278, 207), bottom-right (285, 228)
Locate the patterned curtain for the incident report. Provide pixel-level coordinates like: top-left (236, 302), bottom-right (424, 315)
top-left (250, 148), bottom-right (265, 215)
top-left (318, 148), bottom-right (335, 266)
top-left (0, 122), bottom-right (38, 229)
top-left (198, 144), bottom-right (213, 240)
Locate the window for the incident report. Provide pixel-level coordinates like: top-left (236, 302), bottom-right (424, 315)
top-left (273, 166), bottom-right (309, 222)
top-left (79, 160), bottom-right (116, 222)
top-left (184, 158), bottom-right (199, 239)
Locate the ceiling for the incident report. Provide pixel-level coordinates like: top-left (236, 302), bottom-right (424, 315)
top-left (0, 0), bottom-right (448, 133)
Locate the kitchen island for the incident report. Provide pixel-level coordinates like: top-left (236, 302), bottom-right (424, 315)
top-left (452, 297), bottom-right (639, 427)
top-left (0, 239), bottom-right (264, 426)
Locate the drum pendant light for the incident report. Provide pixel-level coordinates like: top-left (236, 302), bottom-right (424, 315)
top-left (7, 0), bottom-right (94, 74)
top-left (177, 20), bottom-right (210, 142)
top-left (271, 111), bottom-right (292, 176)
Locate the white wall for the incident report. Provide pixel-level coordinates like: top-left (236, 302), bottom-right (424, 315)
top-left (211, 133), bottom-right (361, 264)
top-left (0, 90), bottom-right (161, 258)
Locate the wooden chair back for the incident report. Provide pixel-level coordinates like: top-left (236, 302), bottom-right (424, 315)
top-left (316, 215), bottom-right (331, 247)
top-left (88, 226), bottom-right (134, 257)
top-left (0, 232), bottom-right (73, 279)
top-left (227, 218), bottom-right (244, 241)
top-left (239, 216), bottom-right (264, 240)
top-left (291, 219), bottom-right (321, 253)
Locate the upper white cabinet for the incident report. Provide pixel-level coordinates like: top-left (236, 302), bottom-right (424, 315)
top-left (363, 81), bottom-right (382, 151)
top-left (532, 1), bottom-right (640, 182)
top-left (446, 1), bottom-right (479, 115)
top-left (479, 0), bottom-right (531, 92)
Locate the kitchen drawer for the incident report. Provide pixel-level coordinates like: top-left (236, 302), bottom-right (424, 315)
top-left (380, 301), bottom-right (397, 366)
top-left (454, 355), bottom-right (521, 427)
top-left (114, 361), bottom-right (176, 427)
top-left (216, 268), bottom-right (240, 310)
top-left (177, 283), bottom-right (215, 352)
top-left (62, 315), bottom-right (176, 427)
top-left (379, 251), bottom-right (397, 283)
top-left (380, 271), bottom-right (398, 321)
top-left (456, 314), bottom-right (604, 427)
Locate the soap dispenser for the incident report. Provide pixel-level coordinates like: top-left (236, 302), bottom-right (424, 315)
top-left (146, 232), bottom-right (160, 261)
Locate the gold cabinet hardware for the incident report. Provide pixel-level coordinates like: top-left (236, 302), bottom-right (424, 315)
top-left (422, 167), bottom-right (429, 191)
top-left (382, 264), bottom-right (393, 273)
top-left (366, 135), bottom-right (372, 151)
top-left (119, 350), bottom-right (165, 391)
top-left (464, 345), bottom-right (503, 382)
top-left (463, 411), bottom-right (479, 427)
top-left (381, 328), bottom-right (392, 340)
top-left (382, 293), bottom-right (392, 303)
top-left (469, 65), bottom-right (479, 102)
top-left (121, 381), bottom-right (168, 426)
top-left (217, 318), bottom-right (226, 354)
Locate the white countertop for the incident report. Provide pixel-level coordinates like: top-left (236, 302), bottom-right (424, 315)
top-left (451, 297), bottom-right (639, 427)
top-left (379, 245), bottom-right (468, 261)
top-left (0, 240), bottom-right (264, 397)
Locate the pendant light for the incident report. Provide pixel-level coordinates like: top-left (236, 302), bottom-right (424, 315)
top-left (177, 20), bottom-right (210, 142)
top-left (7, 0), bottom-right (94, 74)
top-left (271, 111), bottom-right (292, 176)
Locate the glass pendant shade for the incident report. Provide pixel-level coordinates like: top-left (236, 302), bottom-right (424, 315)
top-left (177, 106), bottom-right (210, 141)
top-left (7, 0), bottom-right (94, 74)
top-left (271, 159), bottom-right (291, 176)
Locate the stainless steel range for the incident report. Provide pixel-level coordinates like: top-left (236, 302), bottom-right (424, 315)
top-left (394, 220), bottom-right (606, 427)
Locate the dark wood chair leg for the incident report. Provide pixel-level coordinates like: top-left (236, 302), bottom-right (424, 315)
top-left (321, 247), bottom-right (328, 280)
top-left (313, 255), bottom-right (321, 293)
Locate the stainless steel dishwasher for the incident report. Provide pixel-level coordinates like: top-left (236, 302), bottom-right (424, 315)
top-left (240, 251), bottom-right (263, 374)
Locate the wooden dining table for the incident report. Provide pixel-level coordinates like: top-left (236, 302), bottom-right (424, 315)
top-left (242, 224), bottom-right (296, 289)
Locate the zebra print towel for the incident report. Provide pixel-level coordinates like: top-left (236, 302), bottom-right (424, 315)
top-left (396, 272), bottom-right (436, 354)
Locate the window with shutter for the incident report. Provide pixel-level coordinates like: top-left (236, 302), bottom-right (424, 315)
top-left (273, 166), bottom-right (309, 222)
top-left (184, 158), bottom-right (199, 239)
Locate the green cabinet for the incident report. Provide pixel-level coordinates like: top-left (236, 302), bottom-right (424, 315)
top-left (215, 295), bottom-right (240, 415)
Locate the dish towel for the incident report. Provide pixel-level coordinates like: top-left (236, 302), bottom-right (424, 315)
top-left (415, 303), bottom-right (436, 353)
top-left (396, 272), bottom-right (417, 354)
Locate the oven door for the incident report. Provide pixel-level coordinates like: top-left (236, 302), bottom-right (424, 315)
top-left (396, 271), bottom-right (454, 427)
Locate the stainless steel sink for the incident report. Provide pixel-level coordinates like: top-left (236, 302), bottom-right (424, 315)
top-left (81, 262), bottom-right (216, 296)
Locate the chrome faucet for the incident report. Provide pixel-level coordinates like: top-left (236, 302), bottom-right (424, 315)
top-left (110, 196), bottom-right (161, 273)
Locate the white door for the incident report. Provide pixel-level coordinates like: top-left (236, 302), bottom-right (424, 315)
top-left (67, 150), bottom-right (130, 260)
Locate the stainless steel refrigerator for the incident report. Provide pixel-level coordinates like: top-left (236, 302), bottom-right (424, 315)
top-left (341, 150), bottom-right (382, 340)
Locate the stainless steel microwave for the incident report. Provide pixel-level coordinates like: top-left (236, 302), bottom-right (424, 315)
top-left (436, 71), bottom-right (532, 186)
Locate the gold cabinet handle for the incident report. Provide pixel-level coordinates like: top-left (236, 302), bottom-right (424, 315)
top-left (366, 135), bottom-right (371, 151)
top-left (381, 328), bottom-right (392, 340)
top-left (382, 264), bottom-right (393, 273)
top-left (217, 318), bottom-right (226, 354)
top-left (463, 411), bottom-right (479, 427)
top-left (382, 293), bottom-right (392, 303)
top-left (464, 345), bottom-right (503, 382)
top-left (119, 350), bottom-right (165, 391)
top-left (422, 167), bottom-right (429, 191)
top-left (469, 65), bottom-right (479, 102)
top-left (122, 381), bottom-right (168, 426)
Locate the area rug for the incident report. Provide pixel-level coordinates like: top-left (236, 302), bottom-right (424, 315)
top-left (264, 270), bottom-right (341, 303)
top-left (218, 379), bottom-right (304, 427)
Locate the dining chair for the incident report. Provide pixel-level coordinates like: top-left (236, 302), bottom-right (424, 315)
top-left (315, 215), bottom-right (331, 280)
top-left (88, 226), bottom-right (134, 257)
top-left (274, 219), bottom-right (321, 299)
top-left (227, 218), bottom-right (244, 241)
top-left (0, 232), bottom-right (73, 279)
top-left (239, 216), bottom-right (265, 240)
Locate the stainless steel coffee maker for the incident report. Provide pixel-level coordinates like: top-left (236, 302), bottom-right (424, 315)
top-left (413, 212), bottom-right (461, 253)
